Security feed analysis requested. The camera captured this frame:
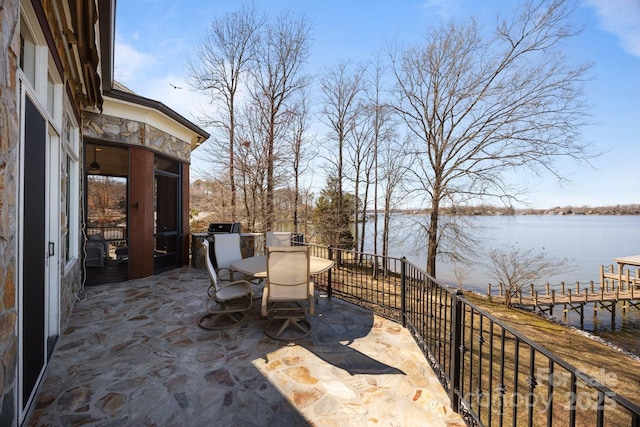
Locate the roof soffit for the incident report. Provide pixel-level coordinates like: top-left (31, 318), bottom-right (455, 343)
top-left (68, 0), bottom-right (103, 109)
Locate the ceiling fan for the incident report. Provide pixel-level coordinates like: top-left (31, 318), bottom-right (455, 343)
top-left (87, 146), bottom-right (101, 173)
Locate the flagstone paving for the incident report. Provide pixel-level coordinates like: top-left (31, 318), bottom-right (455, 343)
top-left (25, 267), bottom-right (465, 426)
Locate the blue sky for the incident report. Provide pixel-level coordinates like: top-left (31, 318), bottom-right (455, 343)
top-left (114, 0), bottom-right (640, 209)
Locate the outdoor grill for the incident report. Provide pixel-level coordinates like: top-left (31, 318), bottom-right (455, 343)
top-left (207, 222), bottom-right (241, 234)
top-left (206, 222), bottom-right (241, 268)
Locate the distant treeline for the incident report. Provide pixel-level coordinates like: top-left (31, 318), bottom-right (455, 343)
top-left (380, 204), bottom-right (640, 216)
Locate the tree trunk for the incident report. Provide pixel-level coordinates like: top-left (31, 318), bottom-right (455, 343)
top-left (426, 198), bottom-right (439, 277)
top-left (266, 122), bottom-right (274, 230)
top-left (229, 103), bottom-right (236, 220)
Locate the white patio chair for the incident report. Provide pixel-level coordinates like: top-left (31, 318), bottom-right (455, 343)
top-left (213, 233), bottom-right (264, 292)
top-left (198, 239), bottom-right (253, 330)
top-left (261, 246), bottom-right (314, 341)
top-left (212, 233), bottom-right (245, 281)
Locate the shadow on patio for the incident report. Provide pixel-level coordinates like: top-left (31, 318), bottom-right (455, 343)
top-left (25, 267), bottom-right (464, 426)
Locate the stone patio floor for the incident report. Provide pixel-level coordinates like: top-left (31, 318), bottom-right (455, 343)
top-left (25, 267), bottom-right (465, 426)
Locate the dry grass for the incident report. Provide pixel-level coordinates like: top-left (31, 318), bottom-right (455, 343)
top-left (464, 292), bottom-right (640, 409)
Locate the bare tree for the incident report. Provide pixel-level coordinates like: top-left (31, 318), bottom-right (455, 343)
top-left (250, 11), bottom-right (311, 230)
top-left (235, 103), bottom-right (269, 230)
top-left (345, 102), bottom-right (375, 257)
top-left (87, 176), bottom-right (127, 225)
top-left (489, 246), bottom-right (568, 308)
top-left (288, 90), bottom-right (315, 233)
top-left (390, 0), bottom-right (593, 277)
top-left (379, 134), bottom-right (412, 273)
top-left (453, 265), bottom-right (467, 290)
top-left (188, 4), bottom-right (264, 220)
top-left (365, 54), bottom-right (397, 273)
top-left (190, 177), bottom-right (231, 225)
top-left (367, 54), bottom-right (385, 258)
top-left (319, 61), bottom-right (367, 246)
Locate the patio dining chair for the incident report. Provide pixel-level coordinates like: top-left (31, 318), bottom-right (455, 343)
top-left (261, 246), bottom-right (314, 341)
top-left (265, 231), bottom-right (292, 248)
top-left (213, 233), bottom-right (264, 290)
top-left (212, 233), bottom-right (245, 281)
top-left (198, 239), bottom-right (253, 330)
top-left (85, 233), bottom-right (109, 267)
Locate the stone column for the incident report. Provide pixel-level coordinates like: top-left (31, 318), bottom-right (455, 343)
top-left (191, 233), bottom-right (209, 268)
top-left (0, 1), bottom-right (20, 424)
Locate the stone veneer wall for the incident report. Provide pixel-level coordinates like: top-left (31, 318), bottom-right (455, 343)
top-left (0, 0), bottom-right (20, 424)
top-left (59, 112), bottom-right (82, 328)
top-left (83, 111), bottom-right (191, 162)
top-left (60, 262), bottom-right (81, 332)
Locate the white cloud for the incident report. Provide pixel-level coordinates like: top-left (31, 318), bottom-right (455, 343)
top-left (113, 33), bottom-right (210, 124)
top-left (585, 0), bottom-right (640, 57)
top-left (113, 37), bottom-right (157, 86)
top-left (420, 0), bottom-right (460, 20)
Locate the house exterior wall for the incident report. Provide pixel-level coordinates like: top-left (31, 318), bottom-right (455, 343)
top-left (0, 1), bottom-right (20, 423)
top-left (59, 263), bottom-right (82, 334)
top-left (83, 111), bottom-right (192, 163)
top-left (2, 0), bottom-right (100, 422)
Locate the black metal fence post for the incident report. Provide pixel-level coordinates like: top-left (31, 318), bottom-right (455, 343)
top-left (327, 245), bottom-right (333, 298)
top-left (401, 257), bottom-right (407, 328)
top-left (450, 289), bottom-right (463, 413)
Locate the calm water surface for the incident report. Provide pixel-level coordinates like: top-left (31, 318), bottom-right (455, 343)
top-left (363, 214), bottom-right (640, 332)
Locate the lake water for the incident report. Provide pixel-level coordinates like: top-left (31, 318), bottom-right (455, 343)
top-left (362, 214), bottom-right (640, 332)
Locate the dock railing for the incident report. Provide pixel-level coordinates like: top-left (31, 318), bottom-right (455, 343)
top-left (601, 264), bottom-right (640, 288)
top-left (487, 280), bottom-right (639, 329)
top-left (302, 243), bottom-right (640, 427)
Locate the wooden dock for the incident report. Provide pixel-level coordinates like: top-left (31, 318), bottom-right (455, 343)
top-left (488, 280), bottom-right (640, 329)
top-left (600, 262), bottom-right (640, 288)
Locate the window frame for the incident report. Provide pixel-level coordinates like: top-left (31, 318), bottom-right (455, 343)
top-left (62, 108), bottom-right (80, 267)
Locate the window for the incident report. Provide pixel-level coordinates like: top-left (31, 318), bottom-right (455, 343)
top-left (62, 112), bottom-right (80, 263)
top-left (19, 14), bottom-right (36, 87)
top-left (19, 5), bottom-right (61, 125)
top-left (47, 72), bottom-right (55, 118)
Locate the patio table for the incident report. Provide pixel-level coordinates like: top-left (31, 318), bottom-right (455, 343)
top-left (231, 255), bottom-right (333, 278)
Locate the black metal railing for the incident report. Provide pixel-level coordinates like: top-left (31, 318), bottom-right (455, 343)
top-left (302, 243), bottom-right (640, 427)
top-left (86, 226), bottom-right (127, 241)
top-left (85, 226), bottom-right (129, 267)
